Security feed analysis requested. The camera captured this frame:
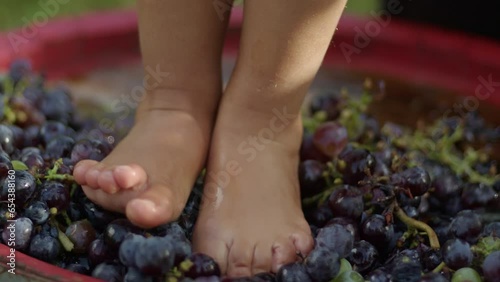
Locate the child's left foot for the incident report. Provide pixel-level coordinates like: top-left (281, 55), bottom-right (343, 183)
top-left (193, 102), bottom-right (314, 277)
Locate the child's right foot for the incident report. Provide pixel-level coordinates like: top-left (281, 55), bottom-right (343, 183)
top-left (73, 93), bottom-right (214, 228)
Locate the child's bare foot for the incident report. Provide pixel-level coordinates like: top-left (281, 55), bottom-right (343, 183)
top-left (73, 95), bottom-right (214, 228)
top-left (193, 103), bottom-right (314, 277)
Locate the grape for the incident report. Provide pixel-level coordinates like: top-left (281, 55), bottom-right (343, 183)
top-left (361, 214), bottom-right (394, 251)
top-left (449, 210), bottom-right (482, 244)
top-left (184, 253), bottom-right (221, 279)
top-left (347, 240), bottom-right (378, 274)
top-left (40, 87), bottom-right (74, 123)
top-left (66, 263), bottom-right (90, 275)
top-left (21, 151), bottom-right (44, 169)
top-left (418, 245), bottom-right (442, 272)
top-left (0, 152), bottom-right (12, 180)
top-left (310, 94), bottom-right (342, 120)
top-left (173, 236), bottom-right (192, 265)
top-left (337, 147), bottom-right (375, 185)
top-left (390, 256), bottom-right (421, 282)
top-left (39, 121), bottom-right (70, 145)
top-left (276, 262), bottom-right (312, 282)
top-left (153, 222), bottom-right (187, 239)
top-left (366, 268), bottom-right (391, 282)
top-left (91, 262), bottom-right (125, 282)
top-left (327, 217), bottom-right (360, 241)
top-left (420, 272), bottom-right (447, 282)
top-left (83, 199), bottom-right (120, 230)
top-left (0, 170), bottom-right (37, 206)
top-left (134, 236), bottom-right (176, 275)
top-left (299, 160), bottom-right (327, 198)
top-left (391, 167), bottom-right (431, 197)
top-left (9, 59), bottom-right (31, 84)
top-left (44, 135), bottom-right (75, 160)
top-left (481, 222), bottom-right (500, 238)
top-left (305, 204), bottom-right (333, 227)
top-left (482, 251), bottom-right (500, 282)
top-left (24, 201), bottom-right (50, 225)
top-left (65, 220), bottom-right (97, 254)
top-left (89, 238), bottom-right (115, 267)
top-left (316, 224), bottom-right (354, 258)
top-left (432, 173), bottom-right (463, 199)
top-left (461, 183), bottom-right (497, 209)
top-left (124, 267), bottom-right (154, 282)
top-left (28, 233), bottom-right (61, 262)
top-left (7, 125), bottom-right (25, 149)
top-left (300, 133), bottom-right (329, 163)
top-left (312, 122), bottom-right (349, 158)
top-left (304, 246), bottom-right (341, 281)
top-left (40, 181), bottom-right (70, 211)
top-left (442, 239), bottom-right (473, 270)
top-left (119, 234), bottom-right (144, 267)
top-left (104, 218), bottom-right (142, 250)
top-left (332, 270), bottom-right (364, 282)
top-left (328, 185), bottom-right (364, 220)
top-left (2, 217), bottom-right (33, 250)
top-left (23, 125), bottom-right (41, 147)
top-left (71, 139), bottom-right (108, 163)
top-left (451, 267), bottom-right (482, 282)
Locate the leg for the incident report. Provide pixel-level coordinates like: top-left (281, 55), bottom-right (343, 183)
top-left (193, 0), bottom-right (347, 277)
top-left (73, 0), bottom-right (232, 228)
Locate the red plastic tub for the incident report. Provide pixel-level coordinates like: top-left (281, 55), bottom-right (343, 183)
top-left (0, 7), bottom-right (499, 282)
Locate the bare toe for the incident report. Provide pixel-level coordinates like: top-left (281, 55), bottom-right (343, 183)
top-left (73, 160), bottom-right (98, 186)
top-left (271, 238), bottom-right (298, 273)
top-left (251, 244), bottom-right (273, 275)
top-left (227, 241), bottom-right (254, 278)
top-left (84, 165), bottom-right (102, 189)
top-left (97, 170), bottom-right (119, 194)
top-left (291, 231), bottom-right (314, 257)
top-left (125, 184), bottom-right (176, 228)
top-left (113, 164), bottom-right (147, 190)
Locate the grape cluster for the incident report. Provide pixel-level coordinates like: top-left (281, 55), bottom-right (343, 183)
top-left (0, 61), bottom-right (499, 282)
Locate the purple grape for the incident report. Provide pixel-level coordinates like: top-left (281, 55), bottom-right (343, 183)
top-left (119, 234), bottom-right (144, 267)
top-left (391, 167), bottom-right (431, 197)
top-left (9, 59), bottom-right (31, 84)
top-left (39, 121), bottom-right (69, 145)
top-left (449, 210), bottom-right (482, 244)
top-left (361, 214), bottom-right (394, 251)
top-left (316, 224), bottom-right (354, 258)
top-left (91, 262), bottom-right (125, 282)
top-left (482, 251), bottom-right (500, 282)
top-left (304, 246), bottom-right (340, 281)
top-left (28, 233), bottom-right (61, 262)
top-left (300, 133), bottom-right (329, 163)
top-left (70, 139), bottom-right (108, 163)
top-left (40, 181), bottom-right (70, 211)
top-left (65, 220), bottom-right (97, 254)
top-left (461, 183), bottom-right (497, 209)
top-left (310, 94), bottom-right (342, 120)
top-left (184, 253), bottom-right (221, 279)
top-left (348, 240), bottom-right (378, 274)
top-left (442, 239), bottom-right (473, 270)
top-left (124, 267), bottom-right (153, 282)
top-left (0, 170), bottom-right (36, 206)
top-left (366, 268), bottom-right (391, 282)
top-left (305, 204), bottom-right (333, 228)
top-left (44, 135), bottom-right (75, 160)
top-left (276, 262), bottom-right (312, 282)
top-left (299, 160), bottom-right (327, 198)
top-left (337, 147), bottom-right (375, 185)
top-left (24, 201), bottom-right (50, 225)
top-left (481, 222), bottom-right (500, 238)
top-left (104, 218), bottom-right (142, 250)
top-left (312, 122), bottom-right (349, 158)
top-left (328, 185), bottom-right (364, 220)
top-left (89, 238), bottom-right (115, 267)
top-left (134, 236), bottom-right (176, 275)
top-left (2, 217), bottom-right (33, 250)
top-left (420, 272), bottom-right (447, 282)
top-left (327, 217), bottom-right (360, 241)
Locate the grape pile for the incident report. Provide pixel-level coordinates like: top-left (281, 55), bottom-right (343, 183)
top-left (0, 60), bottom-right (499, 282)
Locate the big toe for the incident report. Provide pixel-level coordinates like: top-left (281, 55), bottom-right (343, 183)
top-left (125, 184), bottom-right (176, 228)
top-left (73, 160), bottom-right (98, 186)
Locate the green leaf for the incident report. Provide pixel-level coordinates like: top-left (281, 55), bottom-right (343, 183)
top-left (11, 160), bottom-right (28, 171)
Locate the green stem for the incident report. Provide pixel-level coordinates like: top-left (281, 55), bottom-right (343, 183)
top-left (394, 205), bottom-right (440, 249)
top-left (57, 227), bottom-right (74, 252)
top-left (432, 262), bottom-right (446, 273)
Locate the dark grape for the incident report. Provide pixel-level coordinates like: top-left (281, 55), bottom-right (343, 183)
top-left (28, 233), bottom-right (61, 262)
top-left (124, 267), bottom-right (154, 282)
top-left (481, 222), bottom-right (500, 238)
top-left (366, 268), bottom-right (391, 282)
top-left (390, 256), bottom-right (421, 282)
top-left (432, 173), bottom-right (463, 199)
top-left (40, 87), bottom-right (74, 123)
top-left (134, 236), bottom-right (176, 275)
top-left (40, 181), bottom-right (70, 211)
top-left (9, 59), bottom-right (31, 84)
top-left (0, 170), bottom-right (36, 206)
top-left (0, 123), bottom-right (16, 154)
top-left (310, 94), bottom-right (342, 120)
top-left (361, 214), bottom-right (395, 251)
top-left (0, 152), bottom-right (12, 179)
top-left (184, 253), bottom-right (221, 279)
top-left (89, 238), bottom-right (115, 267)
top-left (441, 239), bottom-right (473, 270)
top-left (39, 121), bottom-right (70, 145)
top-left (91, 262), bottom-right (125, 282)
top-left (347, 240), bottom-right (378, 274)
top-left (328, 185), bottom-right (364, 220)
top-left (305, 204), bottom-right (333, 227)
top-left (119, 234), bottom-right (144, 267)
top-left (337, 147), bottom-right (376, 185)
top-left (66, 263), bottom-right (90, 275)
top-left (449, 210), bottom-right (482, 244)
top-left (316, 224), bottom-right (354, 258)
top-left (391, 167), bottom-right (431, 197)
top-left (21, 151), bottom-right (44, 169)
top-left (461, 183), bottom-right (497, 209)
top-left (83, 199), bottom-right (120, 231)
top-left (304, 246), bottom-right (341, 281)
top-left (24, 201), bottom-right (50, 225)
top-left (104, 218), bottom-right (142, 250)
top-left (327, 216), bottom-right (360, 241)
top-left (420, 272), bottom-right (447, 282)
top-left (71, 139), bottom-right (108, 163)
top-left (276, 262), bottom-right (312, 282)
top-left (299, 160), bottom-right (327, 198)
top-left (65, 220), bottom-right (97, 254)
top-left (312, 121), bottom-right (349, 158)
top-left (482, 251), bottom-right (500, 282)
top-left (44, 135), bottom-right (75, 160)
top-left (300, 133), bottom-right (330, 163)
top-left (2, 217), bottom-right (33, 250)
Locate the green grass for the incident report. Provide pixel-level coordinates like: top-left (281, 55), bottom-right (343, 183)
top-left (0, 0), bottom-right (379, 31)
top-left (0, 0), bottom-right (135, 31)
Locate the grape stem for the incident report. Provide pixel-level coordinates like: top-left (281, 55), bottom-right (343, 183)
top-left (432, 262), bottom-right (446, 273)
top-left (394, 205), bottom-right (440, 249)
